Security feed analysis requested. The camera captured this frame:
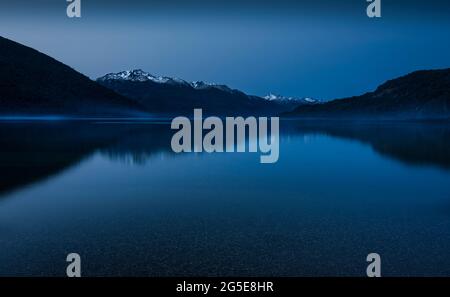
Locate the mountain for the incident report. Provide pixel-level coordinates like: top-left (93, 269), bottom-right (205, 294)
top-left (263, 93), bottom-right (321, 105)
top-left (97, 69), bottom-right (304, 116)
top-left (0, 36), bottom-right (146, 117)
top-left (0, 35), bottom-right (308, 118)
top-left (283, 69), bottom-right (450, 120)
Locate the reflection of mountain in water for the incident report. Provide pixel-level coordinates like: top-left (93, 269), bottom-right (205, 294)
top-left (1, 121), bottom-right (450, 197)
top-left (0, 122), bottom-right (173, 196)
top-left (284, 121), bottom-right (450, 169)
top-left (99, 123), bottom-right (175, 165)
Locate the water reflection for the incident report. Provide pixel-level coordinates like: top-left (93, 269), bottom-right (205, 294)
top-left (1, 120), bottom-right (450, 276)
top-left (283, 121), bottom-right (450, 170)
top-left (0, 120), bottom-right (449, 197)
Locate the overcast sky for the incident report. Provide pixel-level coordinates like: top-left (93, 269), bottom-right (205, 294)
top-left (1, 0), bottom-right (450, 99)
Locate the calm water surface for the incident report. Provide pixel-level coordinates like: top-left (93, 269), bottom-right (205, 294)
top-left (0, 121), bottom-right (450, 276)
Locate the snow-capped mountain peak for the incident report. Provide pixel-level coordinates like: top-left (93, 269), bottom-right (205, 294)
top-left (191, 81), bottom-right (235, 93)
top-left (264, 93), bottom-right (280, 101)
top-left (191, 81), bottom-right (211, 89)
top-left (98, 69), bottom-right (190, 86)
top-left (97, 70), bottom-right (236, 92)
top-left (264, 93), bottom-right (320, 105)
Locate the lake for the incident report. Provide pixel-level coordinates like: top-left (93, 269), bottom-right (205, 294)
top-left (0, 120), bottom-right (450, 276)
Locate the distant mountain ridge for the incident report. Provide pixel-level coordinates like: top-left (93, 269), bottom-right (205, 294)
top-left (0, 36), bottom-right (146, 117)
top-left (0, 34), bottom-right (306, 118)
top-left (97, 69), bottom-right (309, 116)
top-left (284, 69), bottom-right (450, 120)
top-left (263, 93), bottom-right (320, 105)
top-left (2, 36), bottom-right (449, 120)
top-left (98, 69), bottom-right (236, 93)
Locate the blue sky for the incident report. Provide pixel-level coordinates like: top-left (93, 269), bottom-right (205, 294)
top-left (1, 0), bottom-right (450, 100)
